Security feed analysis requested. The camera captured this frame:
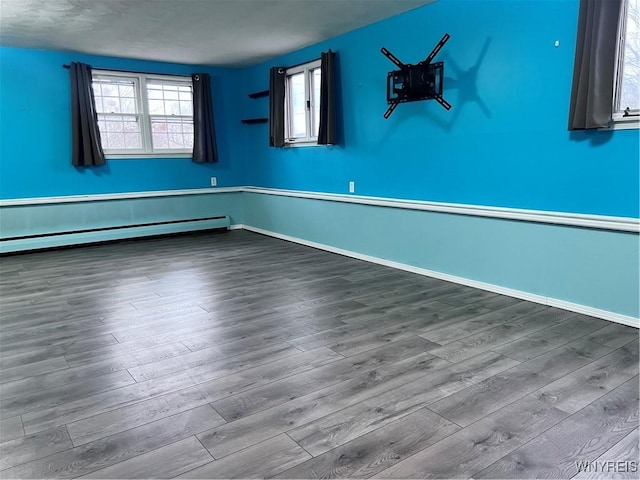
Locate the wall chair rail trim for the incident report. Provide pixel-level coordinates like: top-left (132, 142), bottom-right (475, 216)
top-left (1, 186), bottom-right (637, 233)
top-left (243, 187), bottom-right (640, 233)
top-left (0, 187), bottom-right (244, 206)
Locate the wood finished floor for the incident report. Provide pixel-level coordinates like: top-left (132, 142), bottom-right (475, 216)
top-left (0, 230), bottom-right (638, 479)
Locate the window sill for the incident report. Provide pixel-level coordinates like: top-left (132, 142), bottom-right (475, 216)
top-left (599, 121), bottom-right (639, 131)
top-left (105, 153), bottom-right (193, 160)
top-left (285, 140), bottom-right (321, 148)
top-left (599, 112), bottom-right (639, 131)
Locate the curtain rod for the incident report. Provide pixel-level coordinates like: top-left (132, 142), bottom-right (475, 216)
top-left (62, 64), bottom-right (191, 78)
top-left (282, 57), bottom-right (321, 71)
top-left (277, 50), bottom-right (333, 71)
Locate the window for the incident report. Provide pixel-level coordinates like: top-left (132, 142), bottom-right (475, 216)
top-left (284, 59), bottom-right (321, 144)
top-left (92, 71), bottom-right (194, 156)
top-left (613, 0), bottom-right (640, 128)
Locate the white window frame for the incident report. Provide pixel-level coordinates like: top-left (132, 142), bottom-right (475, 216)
top-left (608, 0), bottom-right (639, 130)
top-left (92, 70), bottom-right (194, 158)
top-left (284, 59), bottom-right (322, 146)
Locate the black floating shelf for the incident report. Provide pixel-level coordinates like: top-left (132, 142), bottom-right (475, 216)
top-left (248, 90), bottom-right (269, 99)
top-left (241, 118), bottom-right (268, 124)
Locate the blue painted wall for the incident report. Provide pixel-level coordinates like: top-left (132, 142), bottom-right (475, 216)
top-left (2, 0), bottom-right (637, 215)
top-left (240, 0), bottom-right (639, 218)
top-left (0, 47), bottom-right (246, 199)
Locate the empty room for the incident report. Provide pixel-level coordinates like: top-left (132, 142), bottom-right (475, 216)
top-left (0, 0), bottom-right (638, 478)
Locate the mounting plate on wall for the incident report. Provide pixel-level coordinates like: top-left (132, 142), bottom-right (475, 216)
top-left (381, 33), bottom-right (452, 119)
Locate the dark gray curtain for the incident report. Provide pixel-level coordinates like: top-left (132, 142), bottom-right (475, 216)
top-left (192, 73), bottom-right (218, 163)
top-left (269, 67), bottom-right (286, 147)
top-left (568, 0), bottom-right (623, 130)
top-left (318, 50), bottom-right (337, 145)
top-left (70, 62), bottom-right (105, 167)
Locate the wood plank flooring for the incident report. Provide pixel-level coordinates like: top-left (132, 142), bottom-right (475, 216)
top-left (0, 230), bottom-right (638, 479)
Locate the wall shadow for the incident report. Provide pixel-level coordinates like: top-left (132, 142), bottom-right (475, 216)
top-left (569, 128), bottom-right (615, 146)
top-left (440, 37), bottom-right (493, 130)
top-left (74, 163), bottom-right (111, 176)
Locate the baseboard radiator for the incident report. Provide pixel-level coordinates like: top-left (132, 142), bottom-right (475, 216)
top-left (0, 215), bottom-right (230, 254)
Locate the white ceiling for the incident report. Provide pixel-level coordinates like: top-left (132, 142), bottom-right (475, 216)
top-left (0, 0), bottom-right (434, 67)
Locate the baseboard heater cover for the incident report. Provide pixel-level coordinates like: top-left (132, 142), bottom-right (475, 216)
top-left (0, 216), bottom-right (230, 253)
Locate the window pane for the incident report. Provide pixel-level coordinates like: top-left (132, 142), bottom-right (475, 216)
top-left (164, 101), bottom-right (181, 115)
top-left (147, 81), bottom-right (194, 124)
top-left (101, 83), bottom-right (117, 97)
top-left (148, 99), bottom-right (166, 115)
top-left (179, 100), bottom-right (193, 116)
top-left (620, 0), bottom-right (640, 110)
top-left (164, 88), bottom-right (180, 100)
top-left (124, 133), bottom-right (142, 149)
top-left (148, 88), bottom-right (164, 99)
top-left (94, 96), bottom-right (105, 113)
top-left (287, 72), bottom-right (306, 138)
top-left (150, 116), bottom-right (193, 150)
top-left (118, 84), bottom-right (134, 98)
top-left (152, 133), bottom-right (169, 149)
top-left (120, 98), bottom-right (136, 114)
top-left (311, 68), bottom-right (321, 137)
top-left (92, 78), bottom-right (138, 115)
top-left (105, 132), bottom-right (125, 149)
top-left (169, 135), bottom-right (184, 149)
top-left (97, 114), bottom-right (142, 150)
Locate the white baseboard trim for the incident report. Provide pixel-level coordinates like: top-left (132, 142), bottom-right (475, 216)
top-left (240, 225), bottom-right (639, 328)
top-left (544, 299), bottom-right (638, 328)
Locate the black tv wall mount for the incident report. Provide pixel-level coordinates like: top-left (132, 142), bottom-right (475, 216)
top-left (381, 33), bottom-right (452, 119)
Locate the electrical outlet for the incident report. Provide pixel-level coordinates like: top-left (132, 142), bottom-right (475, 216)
top-left (349, 181), bottom-right (355, 193)
top-left (210, 177), bottom-right (217, 187)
